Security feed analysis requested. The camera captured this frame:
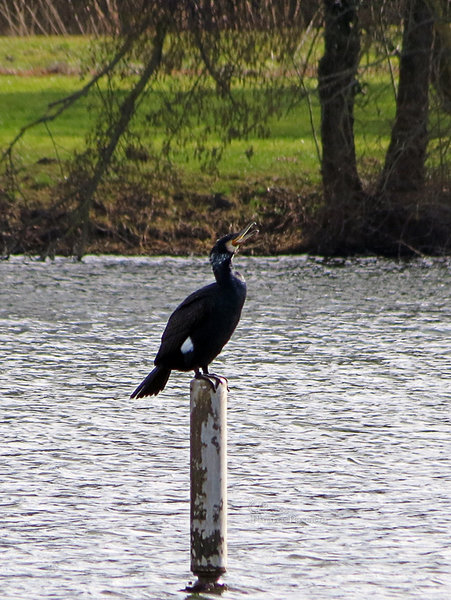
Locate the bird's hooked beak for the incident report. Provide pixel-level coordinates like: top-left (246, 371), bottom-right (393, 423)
top-left (227, 222), bottom-right (259, 253)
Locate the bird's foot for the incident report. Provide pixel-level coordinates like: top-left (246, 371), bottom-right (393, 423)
top-left (195, 372), bottom-right (229, 392)
top-left (209, 373), bottom-right (230, 392)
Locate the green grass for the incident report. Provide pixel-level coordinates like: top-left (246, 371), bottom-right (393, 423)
top-left (0, 35), bottom-right (89, 72)
top-left (0, 75), bottom-right (93, 156)
top-left (0, 35), bottom-right (406, 199)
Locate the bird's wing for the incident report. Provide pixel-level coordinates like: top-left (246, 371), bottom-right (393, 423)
top-left (155, 283), bottom-right (216, 362)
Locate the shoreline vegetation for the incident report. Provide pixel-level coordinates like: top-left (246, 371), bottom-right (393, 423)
top-left (0, 36), bottom-right (314, 257)
top-left (1, 5), bottom-right (451, 259)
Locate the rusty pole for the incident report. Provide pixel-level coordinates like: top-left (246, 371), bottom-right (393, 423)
top-left (188, 377), bottom-right (227, 592)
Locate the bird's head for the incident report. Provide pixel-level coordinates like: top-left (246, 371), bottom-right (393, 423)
top-left (210, 222), bottom-right (259, 274)
top-left (210, 222), bottom-right (259, 258)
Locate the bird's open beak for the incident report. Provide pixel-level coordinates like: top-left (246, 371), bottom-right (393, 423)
top-left (231, 222), bottom-right (259, 247)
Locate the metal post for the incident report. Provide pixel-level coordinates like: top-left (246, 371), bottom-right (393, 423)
top-left (187, 377), bottom-right (227, 592)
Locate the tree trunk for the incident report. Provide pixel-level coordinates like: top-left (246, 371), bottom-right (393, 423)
top-left (379, 0), bottom-right (433, 194)
top-left (318, 0), bottom-right (362, 207)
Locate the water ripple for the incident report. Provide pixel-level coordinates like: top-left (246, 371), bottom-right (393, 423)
top-left (1, 255), bottom-right (451, 598)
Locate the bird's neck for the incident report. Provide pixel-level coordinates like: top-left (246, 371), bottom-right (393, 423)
top-left (211, 253), bottom-right (234, 285)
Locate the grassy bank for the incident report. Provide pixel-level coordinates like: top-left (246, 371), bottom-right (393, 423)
top-left (1, 35), bottom-right (449, 257)
top-left (0, 36), bottom-right (397, 189)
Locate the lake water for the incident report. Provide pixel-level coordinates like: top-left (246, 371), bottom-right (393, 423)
top-left (1, 254), bottom-right (451, 599)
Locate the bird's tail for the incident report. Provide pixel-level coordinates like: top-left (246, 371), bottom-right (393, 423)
top-left (130, 365), bottom-right (171, 398)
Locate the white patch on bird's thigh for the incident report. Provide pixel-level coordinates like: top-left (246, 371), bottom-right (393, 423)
top-left (181, 336), bottom-right (194, 354)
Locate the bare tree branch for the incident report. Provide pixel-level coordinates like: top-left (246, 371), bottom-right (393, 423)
top-left (72, 23), bottom-right (167, 258)
top-left (0, 31), bottom-right (137, 165)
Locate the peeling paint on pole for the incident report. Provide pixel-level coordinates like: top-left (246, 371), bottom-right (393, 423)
top-left (190, 377), bottom-right (227, 583)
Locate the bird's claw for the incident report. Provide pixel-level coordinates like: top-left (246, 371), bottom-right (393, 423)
top-left (196, 372), bottom-right (229, 392)
top-left (210, 373), bottom-right (230, 392)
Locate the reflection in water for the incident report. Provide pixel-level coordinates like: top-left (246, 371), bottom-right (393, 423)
top-left (1, 255), bottom-right (451, 599)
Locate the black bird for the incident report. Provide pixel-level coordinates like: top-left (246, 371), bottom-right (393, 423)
top-left (130, 222), bottom-right (259, 398)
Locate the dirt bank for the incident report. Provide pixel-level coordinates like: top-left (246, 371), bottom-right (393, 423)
top-left (2, 184), bottom-right (451, 258)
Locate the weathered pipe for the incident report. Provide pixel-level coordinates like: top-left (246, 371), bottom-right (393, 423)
top-left (189, 377), bottom-right (227, 591)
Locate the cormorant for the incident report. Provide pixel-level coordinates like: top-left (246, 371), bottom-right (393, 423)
top-left (130, 222), bottom-right (259, 398)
